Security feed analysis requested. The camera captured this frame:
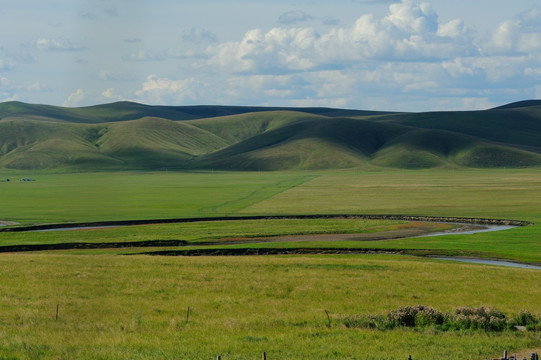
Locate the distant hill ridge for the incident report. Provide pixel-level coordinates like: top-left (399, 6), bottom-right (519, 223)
top-left (0, 101), bottom-right (390, 123)
top-left (0, 100), bottom-right (540, 171)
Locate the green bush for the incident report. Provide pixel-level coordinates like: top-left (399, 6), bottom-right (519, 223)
top-left (450, 307), bottom-right (508, 331)
top-left (342, 305), bottom-right (537, 333)
top-left (514, 310), bottom-right (538, 326)
top-left (386, 305), bottom-right (444, 328)
top-left (525, 323), bottom-right (541, 332)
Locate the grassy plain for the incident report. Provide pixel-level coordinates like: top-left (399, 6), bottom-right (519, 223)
top-left (0, 171), bottom-right (317, 224)
top-left (0, 254), bottom-right (540, 359)
top-left (243, 168), bottom-right (541, 263)
top-left (1, 168), bottom-right (540, 263)
top-left (0, 168), bottom-right (540, 359)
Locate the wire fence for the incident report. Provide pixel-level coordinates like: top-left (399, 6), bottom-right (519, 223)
top-left (214, 351), bottom-right (539, 360)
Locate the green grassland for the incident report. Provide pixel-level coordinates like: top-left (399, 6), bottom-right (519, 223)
top-left (0, 171), bottom-right (317, 224)
top-left (0, 169), bottom-right (540, 358)
top-left (1, 169), bottom-right (540, 264)
top-left (0, 254), bottom-right (540, 360)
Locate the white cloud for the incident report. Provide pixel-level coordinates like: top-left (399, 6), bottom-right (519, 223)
top-left (98, 70), bottom-right (135, 81)
top-left (384, 0), bottom-right (437, 34)
top-left (437, 19), bottom-right (467, 38)
top-left (190, 0), bottom-right (541, 111)
top-left (3, 0), bottom-right (540, 111)
top-left (135, 75), bottom-right (198, 104)
top-left (525, 66), bottom-right (541, 78)
top-left (0, 76), bottom-right (50, 102)
top-left (278, 10), bottom-right (313, 25)
top-left (101, 88), bottom-right (126, 102)
top-left (26, 82), bottom-right (49, 92)
top-left (63, 89), bottom-right (86, 107)
top-left (484, 6), bottom-right (541, 55)
top-left (488, 21), bottom-right (517, 53)
top-left (517, 33), bottom-right (541, 53)
top-left (460, 97), bottom-right (494, 110)
top-left (36, 38), bottom-right (85, 52)
top-left (206, 0), bottom-right (476, 75)
top-left (122, 50), bottom-right (165, 62)
top-left (518, 6), bottom-right (541, 32)
top-left (102, 88), bottom-right (116, 98)
top-left (442, 58), bottom-right (475, 78)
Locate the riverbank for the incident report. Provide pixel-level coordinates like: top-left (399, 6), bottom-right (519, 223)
top-left (0, 214), bottom-right (530, 232)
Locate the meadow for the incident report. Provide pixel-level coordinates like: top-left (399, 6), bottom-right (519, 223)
top-left (0, 168), bottom-right (540, 359)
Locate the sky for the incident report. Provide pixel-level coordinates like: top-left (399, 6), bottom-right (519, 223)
top-left (1, 0), bottom-right (540, 112)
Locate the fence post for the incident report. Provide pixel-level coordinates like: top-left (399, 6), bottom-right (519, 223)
top-left (324, 310), bottom-right (331, 328)
top-left (217, 356), bottom-right (221, 360)
top-left (262, 352), bottom-right (267, 360)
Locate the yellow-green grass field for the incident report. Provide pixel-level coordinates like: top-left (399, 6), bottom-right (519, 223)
top-left (0, 168), bottom-right (540, 359)
top-left (1, 254), bottom-right (540, 360)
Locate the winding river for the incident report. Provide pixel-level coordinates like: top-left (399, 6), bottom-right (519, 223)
top-left (0, 215), bottom-right (538, 269)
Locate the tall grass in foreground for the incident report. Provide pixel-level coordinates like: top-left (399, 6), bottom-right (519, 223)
top-left (0, 254), bottom-right (539, 359)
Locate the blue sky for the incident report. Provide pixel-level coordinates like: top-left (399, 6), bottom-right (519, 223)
top-left (1, 0), bottom-right (540, 111)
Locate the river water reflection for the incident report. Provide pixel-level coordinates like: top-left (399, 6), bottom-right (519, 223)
top-left (432, 257), bottom-right (541, 270)
top-left (419, 224), bottom-right (517, 237)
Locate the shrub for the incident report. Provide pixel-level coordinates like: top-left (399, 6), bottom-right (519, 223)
top-left (415, 306), bottom-right (444, 327)
top-left (488, 316), bottom-right (507, 331)
top-left (387, 306), bottom-right (417, 328)
top-left (514, 310), bottom-right (538, 326)
top-left (452, 306), bottom-right (508, 331)
top-left (386, 305), bottom-right (444, 328)
top-left (343, 306), bottom-right (539, 333)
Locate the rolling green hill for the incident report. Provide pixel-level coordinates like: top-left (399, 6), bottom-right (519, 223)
top-left (0, 100), bottom-right (540, 171)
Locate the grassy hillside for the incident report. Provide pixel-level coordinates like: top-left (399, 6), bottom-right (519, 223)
top-left (380, 101), bottom-right (541, 150)
top-left (96, 117), bottom-right (229, 168)
top-left (0, 100), bottom-right (540, 170)
top-left (196, 117), bottom-right (406, 170)
top-left (0, 101), bottom-right (385, 124)
top-left (0, 118), bottom-right (121, 169)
